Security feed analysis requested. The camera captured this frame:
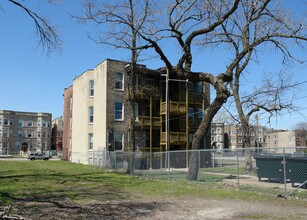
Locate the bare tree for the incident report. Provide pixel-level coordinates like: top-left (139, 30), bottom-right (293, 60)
top-left (230, 71), bottom-right (300, 173)
top-left (3, 0), bottom-right (61, 53)
top-left (78, 0), bottom-right (307, 181)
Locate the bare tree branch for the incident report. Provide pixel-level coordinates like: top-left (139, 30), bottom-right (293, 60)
top-left (7, 0), bottom-right (61, 53)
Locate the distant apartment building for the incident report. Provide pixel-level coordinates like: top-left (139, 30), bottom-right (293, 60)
top-left (0, 110), bottom-right (51, 155)
top-left (224, 124), bottom-right (268, 149)
top-left (51, 116), bottom-right (63, 156)
top-left (63, 59), bottom-right (210, 165)
top-left (62, 86), bottom-right (73, 161)
top-left (266, 130), bottom-right (306, 153)
top-left (210, 123), bottom-right (224, 149)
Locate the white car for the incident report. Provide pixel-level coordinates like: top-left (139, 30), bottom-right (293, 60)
top-left (28, 153), bottom-right (49, 161)
top-left (0, 154), bottom-right (13, 159)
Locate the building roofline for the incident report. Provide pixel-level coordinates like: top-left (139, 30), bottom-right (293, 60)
top-left (0, 110), bottom-right (52, 116)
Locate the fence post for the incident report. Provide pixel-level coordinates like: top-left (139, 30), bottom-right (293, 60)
top-left (198, 150), bottom-right (200, 172)
top-left (115, 151), bottom-right (117, 173)
top-left (283, 148), bottom-right (287, 193)
top-left (237, 149), bottom-right (240, 190)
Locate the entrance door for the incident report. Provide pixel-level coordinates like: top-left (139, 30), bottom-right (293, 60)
top-left (22, 143), bottom-right (28, 154)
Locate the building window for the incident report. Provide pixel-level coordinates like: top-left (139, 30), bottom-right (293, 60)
top-left (70, 97), bottom-right (73, 110)
top-left (28, 120), bottom-right (33, 127)
top-left (211, 128), bottom-right (215, 134)
top-left (89, 106), bottom-right (94, 124)
top-left (188, 82), bottom-right (194, 92)
top-left (197, 108), bottom-right (203, 120)
top-left (18, 120), bottom-right (24, 127)
top-left (115, 72), bottom-right (124, 90)
top-left (134, 103), bottom-right (139, 122)
top-left (188, 107), bottom-right (194, 123)
top-left (43, 132), bottom-right (47, 138)
top-left (197, 82), bottom-right (203, 93)
top-left (114, 132), bottom-right (123, 151)
top-left (211, 136), bottom-right (215, 141)
top-left (0, 130), bottom-right (2, 137)
top-left (88, 133), bottom-right (93, 150)
top-left (27, 130), bottom-right (33, 138)
top-left (115, 101), bottom-right (124, 121)
top-left (18, 130), bottom-right (23, 138)
top-left (37, 131), bottom-right (41, 138)
top-left (89, 80), bottom-right (94, 97)
top-left (0, 118), bottom-right (2, 125)
top-left (3, 118), bottom-right (9, 126)
top-left (9, 119), bottom-right (13, 126)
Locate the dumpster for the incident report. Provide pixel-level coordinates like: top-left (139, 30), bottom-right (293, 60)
top-left (287, 156), bottom-right (307, 188)
top-left (254, 155), bottom-right (285, 183)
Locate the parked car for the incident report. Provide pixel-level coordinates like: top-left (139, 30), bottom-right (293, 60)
top-left (0, 154), bottom-right (13, 159)
top-left (28, 153), bottom-right (49, 161)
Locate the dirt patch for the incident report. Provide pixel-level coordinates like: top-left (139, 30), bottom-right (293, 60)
top-left (1, 195), bottom-right (305, 220)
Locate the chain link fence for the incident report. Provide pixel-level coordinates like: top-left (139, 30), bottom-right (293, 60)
top-left (86, 147), bottom-right (307, 199)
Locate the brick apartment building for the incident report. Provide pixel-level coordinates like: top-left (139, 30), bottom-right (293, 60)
top-left (0, 110), bottom-right (51, 155)
top-left (63, 59), bottom-right (210, 164)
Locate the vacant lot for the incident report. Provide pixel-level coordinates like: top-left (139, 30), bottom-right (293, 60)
top-left (0, 160), bottom-right (306, 219)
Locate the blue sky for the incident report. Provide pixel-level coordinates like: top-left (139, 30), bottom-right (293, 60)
top-left (0, 0), bottom-right (306, 130)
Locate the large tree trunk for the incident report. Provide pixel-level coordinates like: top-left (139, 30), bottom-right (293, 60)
top-left (241, 121), bottom-right (253, 174)
top-left (187, 86), bottom-right (229, 180)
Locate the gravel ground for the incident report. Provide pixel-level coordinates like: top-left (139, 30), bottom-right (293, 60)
top-left (0, 194), bottom-right (305, 220)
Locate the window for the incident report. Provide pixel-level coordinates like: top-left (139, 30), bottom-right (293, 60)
top-left (0, 130), bottom-right (2, 137)
top-left (211, 136), bottom-right (215, 141)
top-left (114, 132), bottom-right (123, 150)
top-left (27, 130), bottom-right (33, 138)
top-left (115, 72), bottom-right (124, 90)
top-left (18, 130), bottom-right (23, 138)
top-left (38, 120), bottom-right (41, 127)
top-left (42, 132), bottom-right (47, 138)
top-left (18, 120), bottom-right (24, 127)
top-left (9, 119), bottom-right (13, 125)
top-left (88, 133), bottom-right (93, 150)
top-left (89, 80), bottom-right (94, 96)
top-left (197, 108), bottom-right (203, 120)
top-left (37, 131), bottom-right (41, 138)
top-left (28, 120), bottom-right (33, 127)
top-left (188, 82), bottom-right (194, 92)
top-left (134, 103), bottom-right (139, 122)
top-left (70, 97), bottom-right (73, 110)
top-left (0, 118), bottom-right (2, 125)
top-left (211, 128), bottom-right (215, 134)
top-left (42, 121), bottom-right (47, 127)
top-left (197, 82), bottom-right (203, 93)
top-left (115, 101), bottom-right (124, 121)
top-left (188, 107), bottom-right (194, 122)
top-left (89, 106), bottom-right (94, 123)
top-left (3, 118), bottom-right (9, 126)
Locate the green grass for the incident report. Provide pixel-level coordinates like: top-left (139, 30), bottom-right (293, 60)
top-left (0, 160), bottom-right (306, 207)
